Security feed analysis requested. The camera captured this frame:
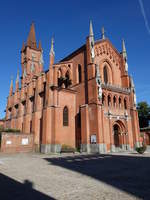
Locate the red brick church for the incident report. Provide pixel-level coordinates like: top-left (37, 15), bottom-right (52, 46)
top-left (4, 22), bottom-right (140, 153)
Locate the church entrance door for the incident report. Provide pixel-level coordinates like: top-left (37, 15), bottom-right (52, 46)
top-left (113, 121), bottom-right (127, 152)
top-left (113, 124), bottom-right (120, 147)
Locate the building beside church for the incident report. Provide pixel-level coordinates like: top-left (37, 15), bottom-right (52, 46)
top-left (4, 22), bottom-right (140, 153)
top-left (0, 119), bottom-right (4, 128)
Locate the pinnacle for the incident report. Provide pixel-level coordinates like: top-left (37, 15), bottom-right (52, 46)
top-left (122, 39), bottom-right (127, 60)
top-left (101, 27), bottom-right (105, 39)
top-left (50, 37), bottom-right (55, 56)
top-left (89, 20), bottom-right (94, 37)
top-left (21, 42), bottom-right (25, 52)
top-left (38, 40), bottom-right (42, 51)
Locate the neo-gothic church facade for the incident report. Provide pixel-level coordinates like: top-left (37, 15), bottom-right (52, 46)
top-left (5, 22), bottom-right (140, 153)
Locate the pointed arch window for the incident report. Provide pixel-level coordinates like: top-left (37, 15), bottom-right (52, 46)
top-left (78, 64), bottom-right (82, 83)
top-left (63, 106), bottom-right (69, 126)
top-left (113, 96), bottom-right (117, 107)
top-left (57, 69), bottom-right (62, 87)
top-left (119, 97), bottom-right (122, 108)
top-left (124, 99), bottom-right (127, 110)
top-left (102, 94), bottom-right (105, 105)
top-left (65, 71), bottom-right (72, 88)
top-left (30, 120), bottom-right (32, 133)
top-left (103, 66), bottom-right (108, 84)
top-left (108, 95), bottom-right (111, 107)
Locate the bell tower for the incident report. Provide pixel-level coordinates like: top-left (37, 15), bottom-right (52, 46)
top-left (21, 23), bottom-right (44, 85)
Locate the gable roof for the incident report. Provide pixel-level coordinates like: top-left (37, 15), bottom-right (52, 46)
top-left (60, 44), bottom-right (86, 62)
top-left (60, 38), bottom-right (122, 62)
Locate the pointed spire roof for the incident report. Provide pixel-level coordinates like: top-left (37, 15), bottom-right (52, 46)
top-left (15, 70), bottom-right (19, 91)
top-left (27, 23), bottom-right (37, 49)
top-left (10, 76), bottom-right (13, 87)
top-left (101, 27), bottom-right (105, 39)
top-left (21, 42), bottom-right (25, 52)
top-left (89, 20), bottom-right (94, 37)
top-left (122, 39), bottom-right (127, 60)
top-left (16, 70), bottom-right (19, 83)
top-left (50, 37), bottom-right (55, 56)
top-left (9, 76), bottom-right (13, 96)
top-left (89, 20), bottom-right (95, 62)
top-left (38, 40), bottom-right (42, 51)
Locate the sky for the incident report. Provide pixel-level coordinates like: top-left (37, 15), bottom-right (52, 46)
top-left (0, 0), bottom-right (150, 118)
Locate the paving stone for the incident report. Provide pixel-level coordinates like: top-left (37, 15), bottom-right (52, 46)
top-left (0, 152), bottom-right (149, 200)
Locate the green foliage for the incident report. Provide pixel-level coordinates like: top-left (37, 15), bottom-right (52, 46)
top-left (137, 101), bottom-right (150, 128)
top-left (61, 144), bottom-right (75, 153)
top-left (0, 125), bottom-right (3, 132)
top-left (137, 102), bottom-right (150, 117)
top-left (0, 127), bottom-right (20, 133)
top-left (0, 132), bottom-right (1, 147)
top-left (136, 142), bottom-right (147, 154)
top-left (75, 146), bottom-right (81, 152)
top-left (4, 128), bottom-right (20, 133)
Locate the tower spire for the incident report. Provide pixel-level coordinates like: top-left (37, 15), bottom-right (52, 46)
top-left (27, 23), bottom-right (37, 49)
top-left (89, 20), bottom-right (94, 37)
top-left (49, 37), bottom-right (55, 67)
top-left (122, 39), bottom-right (127, 61)
top-left (21, 42), bottom-right (25, 52)
top-left (16, 70), bottom-right (19, 83)
top-left (50, 37), bottom-right (55, 56)
top-left (89, 20), bottom-right (95, 62)
top-left (38, 40), bottom-right (42, 51)
top-left (101, 27), bottom-right (105, 39)
top-left (15, 70), bottom-right (19, 91)
top-left (122, 39), bottom-right (128, 71)
top-left (9, 76), bottom-right (13, 96)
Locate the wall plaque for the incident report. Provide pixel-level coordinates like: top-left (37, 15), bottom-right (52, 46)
top-left (90, 135), bottom-right (97, 144)
top-left (6, 140), bottom-right (12, 145)
top-left (22, 138), bottom-right (29, 145)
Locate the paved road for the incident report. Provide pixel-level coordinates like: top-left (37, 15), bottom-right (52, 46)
top-left (0, 152), bottom-right (150, 200)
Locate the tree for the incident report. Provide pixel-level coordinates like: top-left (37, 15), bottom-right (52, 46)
top-left (137, 101), bottom-right (150, 128)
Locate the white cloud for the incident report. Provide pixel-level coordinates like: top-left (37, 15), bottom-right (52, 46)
top-left (138, 0), bottom-right (150, 34)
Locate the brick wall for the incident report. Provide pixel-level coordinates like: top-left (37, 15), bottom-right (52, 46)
top-left (0, 132), bottom-right (34, 153)
top-left (0, 120), bottom-right (4, 127)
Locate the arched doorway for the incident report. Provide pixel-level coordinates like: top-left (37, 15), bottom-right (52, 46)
top-left (113, 121), bottom-right (127, 150)
top-left (113, 124), bottom-right (120, 147)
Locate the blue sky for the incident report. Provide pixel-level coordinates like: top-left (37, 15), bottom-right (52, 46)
top-left (0, 0), bottom-right (150, 118)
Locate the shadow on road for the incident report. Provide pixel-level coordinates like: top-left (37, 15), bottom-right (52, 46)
top-left (44, 154), bottom-right (150, 200)
top-left (0, 173), bottom-right (55, 200)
